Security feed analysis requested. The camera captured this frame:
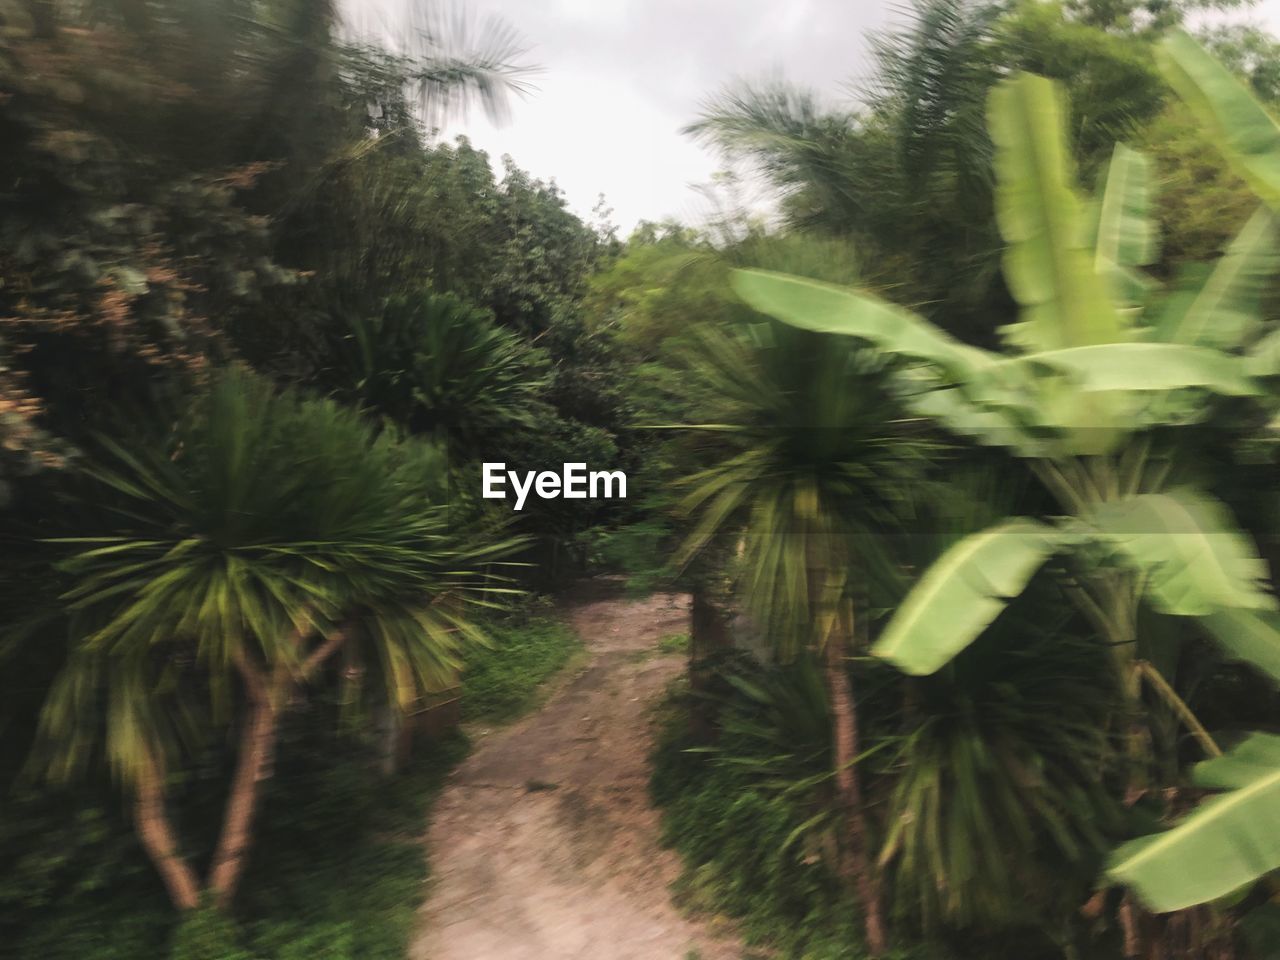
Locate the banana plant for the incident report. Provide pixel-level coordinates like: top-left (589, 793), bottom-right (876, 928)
top-left (1095, 30), bottom-right (1280, 918)
top-left (732, 68), bottom-right (1280, 913)
top-left (1108, 733), bottom-right (1280, 912)
top-left (1156, 30), bottom-right (1280, 449)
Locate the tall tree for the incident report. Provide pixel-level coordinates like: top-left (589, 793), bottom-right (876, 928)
top-left (0, 0), bottom-right (533, 475)
top-left (673, 310), bottom-right (931, 954)
top-left (31, 373), bottom-right (517, 910)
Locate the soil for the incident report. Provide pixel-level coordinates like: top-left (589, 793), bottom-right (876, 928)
top-left (410, 583), bottom-right (745, 960)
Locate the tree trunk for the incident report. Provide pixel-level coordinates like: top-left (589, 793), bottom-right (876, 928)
top-left (134, 756), bottom-right (201, 911)
top-left (126, 633), bottom-right (350, 913)
top-left (689, 582), bottom-right (732, 741)
top-left (207, 695), bottom-right (278, 908)
top-left (690, 584), bottom-right (731, 661)
top-left (825, 601), bottom-right (888, 956)
top-left (376, 703), bottom-right (402, 776)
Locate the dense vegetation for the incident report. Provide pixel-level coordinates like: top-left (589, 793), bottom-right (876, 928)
top-left (4, 1), bottom-right (1280, 959)
top-left (0, 0), bottom-right (622, 955)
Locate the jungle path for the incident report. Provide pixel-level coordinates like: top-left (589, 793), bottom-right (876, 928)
top-left (411, 584), bottom-right (743, 960)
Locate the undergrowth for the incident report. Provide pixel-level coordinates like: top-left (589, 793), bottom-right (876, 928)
top-left (3, 724), bottom-right (469, 960)
top-left (4, 599), bottom-right (582, 960)
top-left (651, 692), bottom-right (889, 960)
top-left (461, 601), bottom-right (582, 722)
top-left (658, 632), bottom-right (690, 654)
top-left (648, 648), bottom-right (1116, 960)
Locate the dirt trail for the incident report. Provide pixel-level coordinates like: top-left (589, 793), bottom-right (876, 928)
top-left (411, 585), bottom-right (743, 960)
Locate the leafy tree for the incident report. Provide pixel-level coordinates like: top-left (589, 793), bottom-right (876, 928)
top-left (325, 290), bottom-right (550, 453)
top-left (1066, 0), bottom-right (1258, 33)
top-left (0, 0), bottom-right (532, 477)
top-left (314, 137), bottom-right (607, 335)
top-left (1135, 102), bottom-right (1259, 268)
top-left (1090, 29), bottom-right (1280, 917)
top-left (1200, 22), bottom-right (1280, 103)
top-left (582, 236), bottom-right (726, 356)
top-left (28, 372), bottom-right (516, 911)
top-left (672, 309), bottom-right (933, 954)
top-left (0, 1), bottom-right (293, 444)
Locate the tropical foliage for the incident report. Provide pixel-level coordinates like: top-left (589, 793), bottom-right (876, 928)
top-left (34, 371), bottom-right (515, 909)
top-left (7, 2), bottom-right (1280, 960)
top-left (728, 35), bottom-right (1280, 955)
top-left (0, 0), bottom-right (620, 953)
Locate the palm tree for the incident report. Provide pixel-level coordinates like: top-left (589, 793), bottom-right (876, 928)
top-left (329, 290), bottom-right (550, 453)
top-left (685, 0), bottom-right (1174, 347)
top-left (684, 0), bottom-right (1009, 345)
top-left (673, 316), bottom-right (931, 955)
top-left (31, 371), bottom-right (518, 911)
top-left (732, 66), bottom-right (1280, 943)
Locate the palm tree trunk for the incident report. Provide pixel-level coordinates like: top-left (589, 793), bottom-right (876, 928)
top-left (134, 755), bottom-right (201, 911)
top-left (204, 632), bottom-right (345, 909)
top-left (690, 582), bottom-right (731, 663)
top-left (689, 581), bottom-right (732, 739)
top-left (826, 599), bottom-right (888, 956)
top-left (207, 694), bottom-right (278, 908)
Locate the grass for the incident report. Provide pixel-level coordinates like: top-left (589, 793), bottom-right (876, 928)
top-left (233, 731), bottom-right (471, 960)
top-left (658, 632), bottom-right (691, 655)
top-left (461, 605), bottom-right (583, 723)
top-left (650, 686), bottom-right (939, 960)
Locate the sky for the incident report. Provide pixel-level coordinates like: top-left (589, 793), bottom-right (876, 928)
top-left (350, 0), bottom-right (1280, 236)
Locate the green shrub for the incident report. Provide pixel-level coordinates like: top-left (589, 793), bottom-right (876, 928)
top-left (2, 720), bottom-right (468, 960)
top-left (650, 632), bottom-right (1111, 960)
top-left (169, 908), bottom-right (251, 960)
top-left (235, 728), bottom-right (469, 960)
top-left (0, 787), bottom-right (174, 960)
top-left (650, 696), bottom-right (870, 959)
top-left (461, 609), bottom-right (581, 722)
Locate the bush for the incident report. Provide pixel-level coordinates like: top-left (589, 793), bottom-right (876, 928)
top-left (651, 635), bottom-right (1118, 960)
top-left (461, 606), bottom-right (582, 722)
top-left (650, 693), bottom-right (872, 959)
top-left (2, 720), bottom-right (468, 960)
top-left (235, 724), bottom-right (470, 960)
top-left (168, 908), bottom-right (251, 960)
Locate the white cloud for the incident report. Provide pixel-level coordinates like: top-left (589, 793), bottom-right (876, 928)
top-left (425, 0), bottom-right (893, 233)
top-left (551, 0), bottom-right (630, 24)
top-left (354, 0), bottom-right (1280, 234)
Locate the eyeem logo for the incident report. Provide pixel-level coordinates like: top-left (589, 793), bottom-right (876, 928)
top-left (482, 462), bottom-right (627, 511)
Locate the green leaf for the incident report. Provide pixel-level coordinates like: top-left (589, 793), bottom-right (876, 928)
top-left (1087, 489), bottom-right (1276, 617)
top-left (1156, 208), bottom-right (1280, 350)
top-left (1157, 31), bottom-right (1280, 212)
top-left (871, 519), bottom-right (1066, 675)
top-left (1108, 733), bottom-right (1280, 911)
top-left (995, 342), bottom-right (1262, 398)
top-left (1198, 607), bottom-right (1280, 684)
top-left (1093, 143), bottom-right (1157, 304)
top-left (988, 73), bottom-right (1126, 352)
top-left (1246, 325), bottom-right (1280, 379)
top-left (730, 269), bottom-right (994, 381)
top-left (906, 385), bottom-right (1042, 456)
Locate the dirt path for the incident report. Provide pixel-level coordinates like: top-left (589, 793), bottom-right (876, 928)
top-left (411, 586), bottom-right (743, 960)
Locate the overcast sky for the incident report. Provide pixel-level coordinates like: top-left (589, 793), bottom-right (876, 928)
top-left (352, 0), bottom-right (1280, 236)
